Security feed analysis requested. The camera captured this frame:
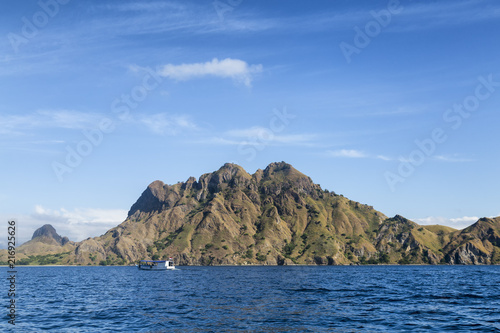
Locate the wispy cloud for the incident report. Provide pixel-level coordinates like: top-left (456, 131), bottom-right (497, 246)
top-left (0, 109), bottom-right (199, 138)
top-left (434, 155), bottom-right (475, 163)
top-left (226, 126), bottom-right (316, 144)
top-left (358, 107), bottom-right (429, 118)
top-left (254, 0), bottom-right (500, 35)
top-left (217, 1), bottom-right (500, 36)
top-left (340, 152), bottom-right (475, 163)
top-left (202, 137), bottom-right (243, 146)
top-left (376, 155), bottom-right (392, 161)
top-left (138, 113), bottom-right (198, 135)
top-left (102, 2), bottom-right (185, 12)
top-left (0, 2), bottom-right (272, 77)
top-left (412, 216), bottom-right (480, 229)
top-left (90, 0), bottom-right (284, 39)
top-left (397, 154), bottom-right (474, 164)
top-left (195, 126), bottom-right (318, 148)
top-left (388, 0), bottom-right (500, 32)
top-left (88, 1), bottom-right (212, 36)
top-left (158, 58), bottom-right (263, 87)
top-left (328, 149), bottom-right (366, 158)
top-left (327, 149), bottom-right (390, 160)
top-left (0, 110), bottom-right (102, 135)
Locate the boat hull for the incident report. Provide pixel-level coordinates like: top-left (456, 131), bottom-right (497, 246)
top-left (138, 265), bottom-right (175, 271)
top-left (137, 260), bottom-right (175, 270)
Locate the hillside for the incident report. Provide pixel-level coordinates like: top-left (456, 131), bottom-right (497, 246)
top-left (0, 224), bottom-right (76, 264)
top-left (6, 162), bottom-right (500, 265)
top-left (443, 217), bottom-right (500, 264)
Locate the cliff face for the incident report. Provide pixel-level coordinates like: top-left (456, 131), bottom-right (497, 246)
top-left (6, 162), bottom-right (500, 266)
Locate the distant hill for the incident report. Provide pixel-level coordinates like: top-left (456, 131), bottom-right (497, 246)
top-left (4, 162), bottom-right (500, 265)
top-left (0, 224), bottom-right (76, 264)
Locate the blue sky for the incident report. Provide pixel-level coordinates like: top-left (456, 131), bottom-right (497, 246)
top-left (1, 0), bottom-right (500, 246)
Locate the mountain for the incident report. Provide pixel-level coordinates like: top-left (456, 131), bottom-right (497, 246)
top-left (443, 217), bottom-right (500, 264)
top-left (30, 224), bottom-right (70, 246)
top-left (4, 162), bottom-right (500, 266)
top-left (65, 162), bottom-right (387, 265)
top-left (0, 224), bottom-right (76, 264)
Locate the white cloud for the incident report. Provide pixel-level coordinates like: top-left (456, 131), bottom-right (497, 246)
top-left (412, 216), bottom-right (480, 229)
top-left (158, 58), bottom-right (263, 87)
top-left (327, 149), bottom-right (394, 160)
top-left (29, 205), bottom-right (128, 243)
top-left (138, 113), bottom-right (197, 135)
top-left (328, 149), bottom-right (367, 158)
top-left (0, 207), bottom-right (128, 248)
top-left (434, 155), bottom-right (475, 163)
top-left (226, 126), bottom-right (316, 144)
top-left (376, 155), bottom-right (392, 161)
top-left (199, 137), bottom-right (243, 146)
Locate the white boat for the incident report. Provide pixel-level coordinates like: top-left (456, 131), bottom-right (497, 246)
top-left (138, 259), bottom-right (175, 270)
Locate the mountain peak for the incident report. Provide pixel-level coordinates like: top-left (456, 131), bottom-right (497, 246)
top-left (32, 224), bottom-right (60, 240)
top-left (31, 224), bottom-right (69, 246)
top-left (263, 161), bottom-right (293, 173)
top-left (260, 161), bottom-right (318, 197)
top-left (262, 162), bottom-right (307, 180)
top-left (216, 163), bottom-right (251, 179)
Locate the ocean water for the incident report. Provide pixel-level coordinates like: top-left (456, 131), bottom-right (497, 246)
top-left (2, 265), bottom-right (500, 332)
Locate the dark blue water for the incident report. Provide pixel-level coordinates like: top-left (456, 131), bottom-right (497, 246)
top-left (2, 266), bottom-right (500, 332)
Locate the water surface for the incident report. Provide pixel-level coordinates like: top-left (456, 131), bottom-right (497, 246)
top-left (2, 265), bottom-right (500, 332)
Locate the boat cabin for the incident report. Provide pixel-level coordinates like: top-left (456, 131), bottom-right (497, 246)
top-left (138, 259), bottom-right (175, 270)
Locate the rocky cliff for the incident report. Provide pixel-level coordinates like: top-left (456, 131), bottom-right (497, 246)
top-left (5, 162), bottom-right (500, 265)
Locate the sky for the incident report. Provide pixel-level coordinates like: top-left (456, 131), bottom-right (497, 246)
top-left (1, 0), bottom-right (499, 247)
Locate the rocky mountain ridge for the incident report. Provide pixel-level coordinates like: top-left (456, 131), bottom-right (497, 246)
top-left (2, 162), bottom-right (499, 265)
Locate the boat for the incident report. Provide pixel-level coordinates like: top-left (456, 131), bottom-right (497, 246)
top-left (138, 258), bottom-right (175, 270)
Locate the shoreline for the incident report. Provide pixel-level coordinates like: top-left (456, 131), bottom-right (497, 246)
top-left (1, 263), bottom-right (497, 267)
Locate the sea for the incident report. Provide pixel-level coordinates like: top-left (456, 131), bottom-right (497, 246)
top-left (2, 265), bottom-right (500, 332)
